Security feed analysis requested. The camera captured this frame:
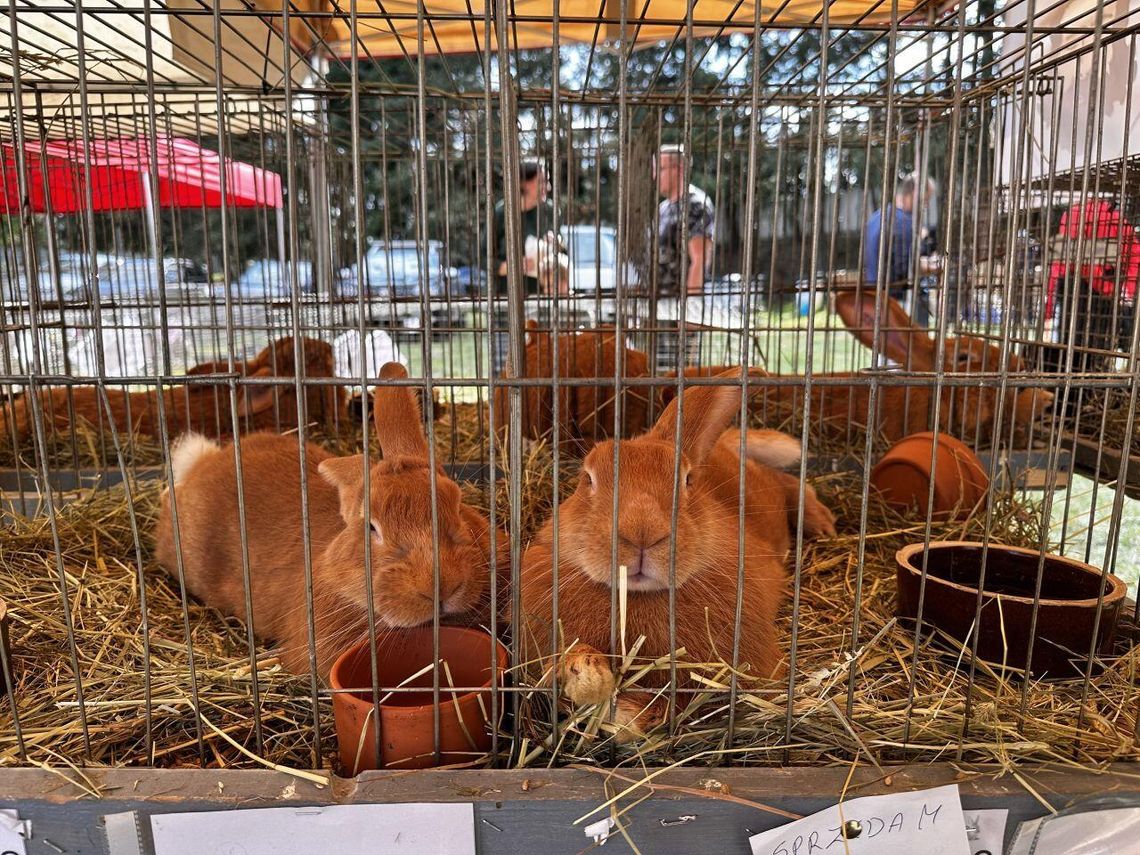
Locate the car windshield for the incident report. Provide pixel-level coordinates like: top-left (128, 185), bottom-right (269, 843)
top-left (241, 263), bottom-right (270, 284)
top-left (568, 230), bottom-right (615, 267)
top-left (365, 245), bottom-right (439, 281)
top-left (241, 262), bottom-right (310, 286)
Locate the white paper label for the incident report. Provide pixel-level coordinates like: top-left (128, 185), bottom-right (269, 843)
top-left (964, 808), bottom-right (1008, 855)
top-left (150, 804), bottom-right (475, 855)
top-left (0, 809), bottom-right (29, 855)
top-left (748, 784), bottom-right (971, 855)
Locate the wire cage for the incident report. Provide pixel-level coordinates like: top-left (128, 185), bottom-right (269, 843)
top-left (0, 0), bottom-right (1137, 793)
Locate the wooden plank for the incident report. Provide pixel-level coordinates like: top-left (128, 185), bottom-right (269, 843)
top-left (1, 491), bottom-right (81, 519)
top-left (1067, 433), bottom-right (1140, 500)
top-left (0, 463), bottom-right (498, 519)
top-left (1020, 467), bottom-right (1070, 490)
top-left (0, 766), bottom-right (1137, 855)
top-left (0, 466), bottom-right (163, 493)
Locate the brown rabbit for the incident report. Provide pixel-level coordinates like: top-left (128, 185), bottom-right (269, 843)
top-left (493, 321), bottom-right (651, 454)
top-left (666, 294), bottom-right (1054, 445)
top-left (2, 335), bottom-right (346, 443)
top-left (153, 362), bottom-right (504, 678)
top-left (791, 293), bottom-right (1053, 443)
top-left (517, 368), bottom-right (836, 737)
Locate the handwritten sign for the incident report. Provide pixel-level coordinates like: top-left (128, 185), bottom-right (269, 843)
top-left (150, 804), bottom-right (475, 855)
top-left (0, 810), bottom-right (29, 855)
top-left (964, 808), bottom-right (1007, 855)
top-left (748, 784), bottom-right (970, 855)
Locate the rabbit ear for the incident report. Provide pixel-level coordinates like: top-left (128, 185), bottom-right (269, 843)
top-left (301, 337), bottom-right (335, 378)
top-left (373, 362), bottom-right (429, 458)
top-left (235, 365), bottom-right (278, 417)
top-left (649, 369), bottom-right (742, 464)
top-left (834, 291), bottom-right (935, 370)
top-left (317, 454), bottom-right (367, 524)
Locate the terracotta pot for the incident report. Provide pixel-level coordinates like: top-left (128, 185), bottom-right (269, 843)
top-left (330, 626), bottom-right (508, 774)
top-left (871, 432), bottom-right (989, 519)
top-left (896, 541), bottom-right (1127, 677)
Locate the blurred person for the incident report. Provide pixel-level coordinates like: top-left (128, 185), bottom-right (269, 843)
top-left (491, 160), bottom-right (567, 373)
top-left (654, 144), bottom-right (715, 296)
top-left (864, 174), bottom-right (941, 327)
top-left (493, 160), bottom-right (563, 298)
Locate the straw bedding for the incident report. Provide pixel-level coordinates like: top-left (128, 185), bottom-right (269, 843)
top-left (1083, 391), bottom-right (1140, 458)
top-left (514, 475), bottom-right (1140, 770)
top-left (0, 402), bottom-right (1136, 773)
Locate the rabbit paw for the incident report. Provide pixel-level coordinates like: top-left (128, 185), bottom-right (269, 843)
top-left (802, 485), bottom-right (838, 538)
top-left (559, 645), bottom-right (615, 706)
top-left (611, 692), bottom-right (667, 744)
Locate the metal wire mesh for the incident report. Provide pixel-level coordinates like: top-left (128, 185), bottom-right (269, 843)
top-left (0, 0), bottom-right (1136, 772)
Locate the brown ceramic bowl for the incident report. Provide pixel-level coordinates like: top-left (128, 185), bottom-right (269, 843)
top-left (896, 541), bottom-right (1127, 677)
top-left (871, 432), bottom-right (989, 519)
top-left (330, 626), bottom-right (508, 774)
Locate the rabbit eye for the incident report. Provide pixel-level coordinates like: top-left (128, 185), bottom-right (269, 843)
top-left (581, 469), bottom-right (595, 491)
top-left (369, 519), bottom-right (383, 541)
top-left (684, 470), bottom-right (693, 488)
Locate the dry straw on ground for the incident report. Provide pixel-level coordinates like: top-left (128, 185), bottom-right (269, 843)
top-left (514, 473), bottom-right (1140, 770)
top-left (1084, 391), bottom-right (1140, 458)
top-left (0, 401), bottom-right (1136, 773)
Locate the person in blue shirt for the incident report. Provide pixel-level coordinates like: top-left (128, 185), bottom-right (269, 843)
top-left (864, 174), bottom-right (940, 327)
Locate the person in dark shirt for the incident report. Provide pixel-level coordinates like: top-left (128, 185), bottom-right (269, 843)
top-left (492, 161), bottom-right (557, 297)
top-left (490, 160), bottom-right (563, 374)
top-left (864, 174), bottom-right (940, 327)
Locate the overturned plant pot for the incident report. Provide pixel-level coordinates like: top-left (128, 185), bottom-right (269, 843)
top-left (330, 626), bottom-right (508, 774)
top-left (896, 541), bottom-right (1127, 678)
top-left (872, 432), bottom-right (989, 520)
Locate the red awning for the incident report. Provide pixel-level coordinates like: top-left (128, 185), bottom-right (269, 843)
top-left (0, 136), bottom-right (283, 214)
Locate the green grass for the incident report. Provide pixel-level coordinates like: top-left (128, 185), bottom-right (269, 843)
top-left (1049, 474), bottom-right (1140, 596)
top-left (399, 302), bottom-right (870, 388)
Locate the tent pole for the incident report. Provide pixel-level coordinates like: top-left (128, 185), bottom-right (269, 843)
top-left (276, 205), bottom-right (287, 291)
top-left (142, 173), bottom-right (159, 273)
top-left (309, 145), bottom-right (330, 296)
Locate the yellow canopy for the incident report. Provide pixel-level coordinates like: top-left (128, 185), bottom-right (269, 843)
top-left (292, 0), bottom-right (931, 59)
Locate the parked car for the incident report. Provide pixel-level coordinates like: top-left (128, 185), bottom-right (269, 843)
top-left (0, 250), bottom-right (99, 303)
top-left (58, 256), bottom-right (211, 303)
top-left (234, 259), bottom-right (315, 296)
top-left (562, 224), bottom-right (640, 294)
top-left (336, 240), bottom-right (457, 299)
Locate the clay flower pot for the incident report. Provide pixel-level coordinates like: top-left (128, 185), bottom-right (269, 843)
top-left (330, 626), bottom-right (508, 774)
top-left (871, 431), bottom-right (989, 520)
top-left (896, 541), bottom-right (1127, 677)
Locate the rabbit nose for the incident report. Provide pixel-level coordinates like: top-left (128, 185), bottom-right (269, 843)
top-left (618, 532), bottom-right (669, 553)
top-left (420, 579), bottom-right (462, 602)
